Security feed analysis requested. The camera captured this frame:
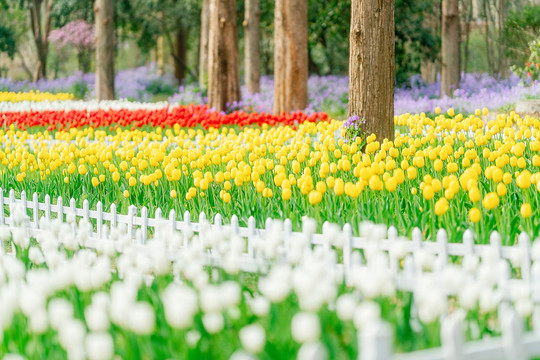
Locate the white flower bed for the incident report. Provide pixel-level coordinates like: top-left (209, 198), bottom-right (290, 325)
top-left (0, 100), bottom-right (173, 113)
top-left (0, 201), bottom-right (540, 359)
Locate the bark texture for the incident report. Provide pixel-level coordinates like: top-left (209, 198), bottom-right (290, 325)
top-left (441, 0), bottom-right (460, 97)
top-left (244, 0), bottom-right (261, 93)
top-left (173, 26), bottom-right (189, 84)
top-left (29, 0), bottom-right (54, 81)
top-left (95, 0), bottom-right (115, 100)
top-left (199, 0), bottom-right (210, 86)
top-left (207, 0), bottom-right (241, 111)
top-left (348, 0), bottom-right (395, 141)
top-left (273, 0), bottom-right (308, 114)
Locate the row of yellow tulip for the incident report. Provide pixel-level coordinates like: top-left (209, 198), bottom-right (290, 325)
top-left (0, 91), bottom-right (74, 103)
top-left (1, 109), bottom-right (538, 243)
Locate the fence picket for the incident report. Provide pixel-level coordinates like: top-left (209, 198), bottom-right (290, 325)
top-left (169, 209), bottom-right (176, 233)
top-left (45, 194), bottom-right (51, 220)
top-left (490, 231), bottom-right (503, 260)
top-left (127, 205), bottom-right (135, 239)
top-left (359, 321), bottom-right (392, 360)
top-left (141, 206), bottom-right (148, 244)
top-left (32, 192), bottom-right (39, 228)
top-left (83, 199), bottom-right (90, 223)
top-left (519, 232), bottom-right (532, 283)
top-left (97, 202), bottom-right (103, 239)
top-left (463, 229), bottom-right (475, 255)
top-left (503, 310), bottom-right (526, 360)
top-left (283, 218), bottom-right (292, 260)
top-left (441, 314), bottom-right (464, 360)
top-left (111, 203), bottom-right (117, 228)
top-left (0, 188), bottom-right (4, 225)
top-left (57, 196), bottom-right (63, 222)
top-left (247, 216), bottom-right (256, 258)
top-left (343, 223), bottom-right (353, 285)
top-left (214, 213), bottom-right (222, 228)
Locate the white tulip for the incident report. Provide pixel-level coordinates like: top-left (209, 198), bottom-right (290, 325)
top-left (297, 342), bottom-right (328, 360)
top-left (126, 302), bottom-right (155, 335)
top-left (85, 304), bottom-right (110, 332)
top-left (200, 285), bottom-right (222, 313)
top-left (85, 332), bottom-right (114, 360)
top-left (28, 310), bottom-right (48, 334)
top-left (220, 281), bottom-right (241, 309)
top-left (239, 323), bottom-right (266, 354)
top-left (162, 284), bottom-right (198, 329)
top-left (48, 299), bottom-right (74, 330)
top-left (28, 247), bottom-right (45, 265)
top-left (336, 294), bottom-right (357, 321)
top-left (202, 312), bottom-right (224, 334)
top-left (249, 296), bottom-right (270, 317)
top-left (291, 312), bottom-right (320, 344)
top-left (353, 302), bottom-right (381, 329)
top-left (229, 350), bottom-right (256, 360)
top-left (58, 318), bottom-right (86, 351)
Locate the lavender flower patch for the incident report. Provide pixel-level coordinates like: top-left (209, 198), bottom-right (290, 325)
top-left (169, 72), bottom-right (540, 117)
top-left (0, 64), bottom-right (175, 102)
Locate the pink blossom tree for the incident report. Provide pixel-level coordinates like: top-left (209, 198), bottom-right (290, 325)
top-left (48, 20), bottom-right (95, 73)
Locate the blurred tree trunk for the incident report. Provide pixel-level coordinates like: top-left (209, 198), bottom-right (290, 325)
top-left (348, 0), bottom-right (395, 141)
top-left (497, 0), bottom-right (507, 77)
top-left (273, 0), bottom-right (308, 114)
top-left (244, 0), bottom-right (261, 93)
top-left (157, 36), bottom-right (164, 75)
top-left (173, 25), bottom-right (189, 84)
top-left (77, 49), bottom-right (91, 73)
top-left (207, 0), bottom-right (241, 111)
top-left (462, 0), bottom-right (473, 74)
top-left (420, 1), bottom-right (440, 84)
top-left (29, 0), bottom-right (54, 81)
top-left (199, 0), bottom-right (210, 87)
top-left (95, 0), bottom-right (115, 100)
top-left (441, 0), bottom-right (460, 97)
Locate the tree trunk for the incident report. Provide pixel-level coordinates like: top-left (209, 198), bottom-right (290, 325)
top-left (462, 0), bottom-right (474, 74)
top-left (157, 36), bottom-right (164, 75)
top-left (348, 0), bottom-right (395, 142)
top-left (497, 0), bottom-right (507, 77)
top-left (273, 0), bottom-right (308, 114)
top-left (29, 0), bottom-right (54, 81)
top-left (207, 0), bottom-right (241, 111)
top-left (244, 0), bottom-right (261, 93)
top-left (420, 1), bottom-right (439, 84)
top-left (199, 0), bottom-right (210, 87)
top-left (95, 0), bottom-right (115, 100)
top-left (78, 49), bottom-right (92, 73)
top-left (173, 26), bottom-right (189, 84)
top-left (441, 0), bottom-right (460, 97)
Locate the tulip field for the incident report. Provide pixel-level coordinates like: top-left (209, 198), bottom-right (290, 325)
top-left (2, 90), bottom-right (540, 359)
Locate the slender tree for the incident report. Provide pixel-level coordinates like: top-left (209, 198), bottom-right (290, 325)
top-left (94, 0), bottom-right (115, 100)
top-left (273, 0), bottom-right (308, 114)
top-left (173, 24), bottom-right (189, 84)
top-left (199, 0), bottom-right (210, 86)
top-left (244, 0), bottom-right (261, 93)
top-left (28, 0), bottom-right (54, 80)
top-left (348, 0), bottom-right (395, 141)
top-left (207, 0), bottom-right (241, 111)
top-left (441, 0), bottom-right (460, 97)
top-left (420, 1), bottom-right (440, 84)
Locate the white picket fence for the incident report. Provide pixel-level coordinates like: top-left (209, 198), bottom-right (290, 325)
top-left (362, 308), bottom-right (540, 360)
top-left (4, 187), bottom-right (540, 359)
top-left (1, 187), bottom-right (538, 283)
